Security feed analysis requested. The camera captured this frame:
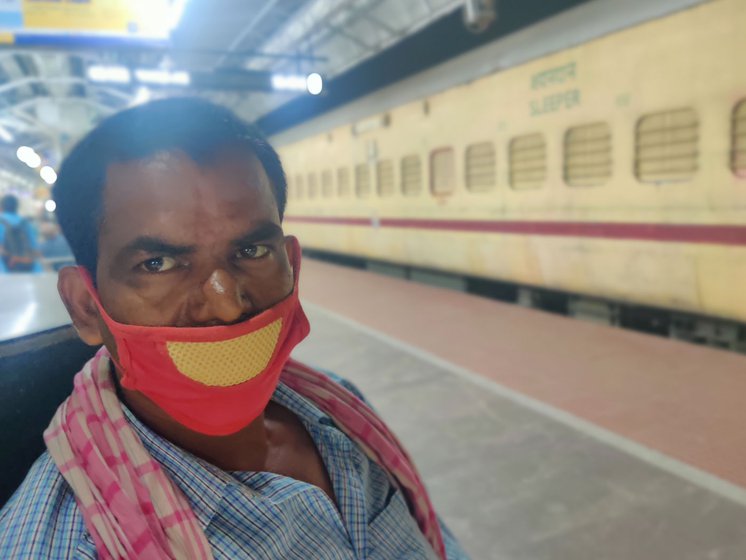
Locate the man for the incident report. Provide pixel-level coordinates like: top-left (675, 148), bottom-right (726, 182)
top-left (0, 98), bottom-right (468, 559)
top-left (0, 193), bottom-right (42, 273)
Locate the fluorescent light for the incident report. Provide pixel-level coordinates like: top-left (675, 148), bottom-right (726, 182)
top-left (16, 146), bottom-right (34, 162)
top-left (135, 68), bottom-right (190, 86)
top-left (44, 199), bottom-right (56, 212)
top-left (306, 73), bottom-right (323, 95)
top-left (40, 166), bottom-right (57, 184)
top-left (131, 86), bottom-right (152, 106)
top-left (24, 152), bottom-right (41, 169)
top-left (0, 124), bottom-right (14, 142)
top-left (17, 146), bottom-right (41, 168)
top-left (87, 65), bottom-right (131, 84)
top-left (271, 74), bottom-right (308, 92)
top-left (169, 0), bottom-right (188, 30)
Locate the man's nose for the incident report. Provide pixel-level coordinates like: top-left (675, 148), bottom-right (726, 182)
top-left (191, 268), bottom-right (250, 325)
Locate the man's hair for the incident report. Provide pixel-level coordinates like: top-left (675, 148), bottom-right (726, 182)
top-left (53, 97), bottom-right (287, 274)
top-left (1, 194), bottom-right (18, 213)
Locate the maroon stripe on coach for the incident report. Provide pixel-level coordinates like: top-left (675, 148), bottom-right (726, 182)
top-left (284, 215), bottom-right (746, 246)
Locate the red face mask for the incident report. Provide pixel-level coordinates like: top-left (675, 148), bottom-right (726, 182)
top-left (79, 240), bottom-right (310, 436)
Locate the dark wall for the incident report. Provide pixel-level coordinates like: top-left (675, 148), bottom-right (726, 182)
top-left (0, 328), bottom-right (97, 506)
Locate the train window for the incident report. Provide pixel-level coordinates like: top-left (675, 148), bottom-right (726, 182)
top-left (355, 163), bottom-right (371, 197)
top-left (564, 123), bottom-right (612, 187)
top-left (321, 170), bottom-right (334, 197)
top-left (377, 160), bottom-right (394, 197)
top-left (635, 108), bottom-right (698, 183)
top-left (731, 100), bottom-right (746, 177)
top-left (509, 133), bottom-right (546, 190)
top-left (465, 141), bottom-right (496, 192)
top-left (295, 174), bottom-right (304, 199)
top-left (401, 155), bottom-right (422, 196)
top-left (307, 173), bottom-right (318, 198)
top-left (337, 167), bottom-right (351, 197)
top-left (430, 147), bottom-right (455, 196)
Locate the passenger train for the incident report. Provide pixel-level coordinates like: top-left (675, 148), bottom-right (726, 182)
top-left (277, 0), bottom-right (746, 351)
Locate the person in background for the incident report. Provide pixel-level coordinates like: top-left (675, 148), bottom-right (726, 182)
top-left (38, 220), bottom-right (75, 271)
top-left (0, 194), bottom-right (42, 274)
top-left (0, 98), bottom-right (468, 559)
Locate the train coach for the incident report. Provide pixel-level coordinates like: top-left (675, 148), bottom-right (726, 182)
top-left (277, 0), bottom-right (746, 351)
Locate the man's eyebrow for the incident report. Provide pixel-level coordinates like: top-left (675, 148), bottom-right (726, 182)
top-left (232, 222), bottom-right (284, 246)
top-left (120, 236), bottom-right (197, 257)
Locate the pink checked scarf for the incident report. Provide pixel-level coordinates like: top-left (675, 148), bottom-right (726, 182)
top-left (44, 348), bottom-right (446, 560)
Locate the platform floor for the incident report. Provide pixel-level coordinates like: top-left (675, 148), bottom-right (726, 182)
top-left (4, 261), bottom-right (746, 558)
top-left (295, 258), bottom-right (746, 560)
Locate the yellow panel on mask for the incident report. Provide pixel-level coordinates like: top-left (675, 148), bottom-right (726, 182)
top-left (166, 319), bottom-right (283, 387)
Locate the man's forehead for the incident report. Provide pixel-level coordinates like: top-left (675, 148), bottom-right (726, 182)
top-left (105, 148), bottom-right (266, 184)
top-left (102, 149), bottom-right (273, 209)
top-left (97, 148), bottom-right (279, 247)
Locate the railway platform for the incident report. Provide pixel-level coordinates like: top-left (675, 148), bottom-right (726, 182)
top-left (295, 258), bottom-right (746, 560)
top-left (3, 259), bottom-right (746, 558)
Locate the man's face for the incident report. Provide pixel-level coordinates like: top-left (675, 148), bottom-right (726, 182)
top-left (94, 149), bottom-right (293, 330)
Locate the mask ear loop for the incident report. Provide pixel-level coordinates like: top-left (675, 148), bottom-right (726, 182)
top-left (75, 266), bottom-right (132, 380)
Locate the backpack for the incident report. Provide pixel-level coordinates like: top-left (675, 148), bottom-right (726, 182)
top-left (1, 216), bottom-right (34, 272)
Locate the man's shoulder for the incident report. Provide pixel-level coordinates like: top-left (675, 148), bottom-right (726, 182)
top-left (0, 452), bottom-right (92, 558)
top-left (0, 212), bottom-right (23, 226)
top-left (317, 369), bottom-right (368, 401)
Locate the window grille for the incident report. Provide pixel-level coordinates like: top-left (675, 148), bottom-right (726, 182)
top-left (465, 142), bottom-right (496, 192)
top-left (321, 170), bottom-right (334, 197)
top-left (635, 108), bottom-right (698, 183)
top-left (731, 100), bottom-right (746, 177)
top-left (564, 123), bottom-right (612, 187)
top-left (337, 168), bottom-right (350, 197)
top-left (307, 173), bottom-right (318, 198)
top-left (430, 148), bottom-right (455, 195)
top-left (509, 133), bottom-right (546, 189)
top-left (377, 160), bottom-right (394, 197)
top-left (401, 155), bottom-right (422, 196)
top-left (355, 164), bottom-right (371, 197)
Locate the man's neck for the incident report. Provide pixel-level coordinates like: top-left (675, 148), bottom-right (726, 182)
top-left (112, 365), bottom-right (272, 472)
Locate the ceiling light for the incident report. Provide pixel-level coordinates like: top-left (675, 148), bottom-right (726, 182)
top-left (131, 86), bottom-right (152, 106)
top-left (271, 74), bottom-right (308, 92)
top-left (135, 68), bottom-right (190, 86)
top-left (44, 199), bottom-right (56, 212)
top-left (306, 73), bottom-right (323, 95)
top-left (17, 145), bottom-right (42, 169)
top-left (87, 65), bottom-right (131, 84)
top-left (169, 0), bottom-right (188, 31)
top-left (24, 152), bottom-right (41, 169)
top-left (16, 146), bottom-right (34, 163)
top-left (40, 166), bottom-right (57, 184)
top-left (0, 124), bottom-right (14, 143)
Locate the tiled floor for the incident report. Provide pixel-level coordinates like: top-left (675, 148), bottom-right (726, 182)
top-left (294, 258), bottom-right (746, 559)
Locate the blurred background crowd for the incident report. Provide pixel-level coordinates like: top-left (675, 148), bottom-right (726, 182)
top-left (0, 192), bottom-right (73, 274)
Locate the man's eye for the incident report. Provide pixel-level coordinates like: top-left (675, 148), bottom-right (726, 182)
top-left (236, 245), bottom-right (269, 260)
top-left (140, 256), bottom-right (177, 273)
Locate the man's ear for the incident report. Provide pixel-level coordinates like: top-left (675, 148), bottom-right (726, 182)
top-left (57, 267), bottom-right (104, 346)
top-left (283, 235), bottom-right (299, 279)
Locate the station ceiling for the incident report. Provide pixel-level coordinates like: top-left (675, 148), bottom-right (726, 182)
top-left (0, 0), bottom-right (590, 192)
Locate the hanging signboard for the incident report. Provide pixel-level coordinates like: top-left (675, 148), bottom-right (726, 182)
top-left (0, 0), bottom-right (177, 46)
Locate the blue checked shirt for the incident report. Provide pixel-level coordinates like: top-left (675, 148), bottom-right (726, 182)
top-left (0, 378), bottom-right (469, 559)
